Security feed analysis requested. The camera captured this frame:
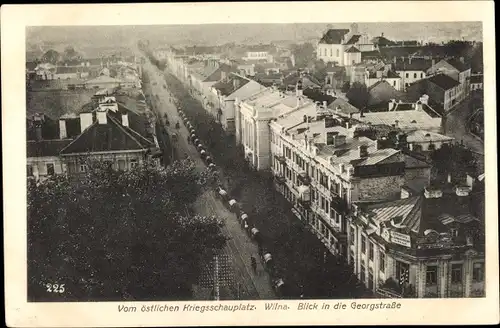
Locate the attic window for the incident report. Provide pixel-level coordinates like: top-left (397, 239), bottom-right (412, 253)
top-left (411, 120), bottom-right (417, 123)
top-left (425, 133), bottom-right (431, 137)
top-left (450, 228), bottom-right (459, 238)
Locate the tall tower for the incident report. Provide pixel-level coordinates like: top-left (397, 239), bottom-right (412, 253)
top-left (296, 78), bottom-right (303, 97)
top-left (350, 23), bottom-right (359, 35)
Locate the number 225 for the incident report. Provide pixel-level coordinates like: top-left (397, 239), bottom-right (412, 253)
top-left (46, 283), bottom-right (65, 293)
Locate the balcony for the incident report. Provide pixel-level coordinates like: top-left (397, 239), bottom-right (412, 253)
top-left (274, 154), bottom-right (287, 165)
top-left (297, 172), bottom-right (311, 186)
top-left (297, 198), bottom-right (311, 209)
top-left (331, 193), bottom-right (349, 215)
top-left (274, 174), bottom-right (286, 184)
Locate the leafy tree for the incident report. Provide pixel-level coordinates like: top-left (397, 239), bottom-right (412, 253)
top-left (346, 82), bottom-right (370, 110)
top-left (429, 143), bottom-right (477, 184)
top-left (63, 46), bottom-right (81, 61)
top-left (341, 81), bottom-right (350, 93)
top-left (42, 49), bottom-right (61, 64)
top-left (291, 42), bottom-right (315, 68)
top-left (28, 158), bottom-right (226, 301)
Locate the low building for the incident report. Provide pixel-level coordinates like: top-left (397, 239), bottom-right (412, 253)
top-left (367, 81), bottom-right (408, 109)
top-left (34, 63), bottom-right (57, 80)
top-left (84, 75), bottom-right (129, 90)
top-left (427, 58), bottom-right (472, 98)
top-left (54, 66), bottom-right (90, 80)
top-left (365, 68), bottom-right (403, 91)
top-left (348, 185), bottom-right (485, 298)
top-left (406, 130), bottom-right (454, 152)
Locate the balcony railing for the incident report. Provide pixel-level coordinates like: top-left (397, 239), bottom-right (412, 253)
top-left (331, 194), bottom-right (349, 214)
top-left (297, 173), bottom-right (311, 186)
top-left (274, 174), bottom-right (286, 184)
top-left (275, 154), bottom-right (287, 165)
top-left (297, 198), bottom-right (311, 209)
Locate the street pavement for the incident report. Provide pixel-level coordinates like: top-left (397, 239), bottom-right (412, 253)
top-left (141, 59), bottom-right (276, 300)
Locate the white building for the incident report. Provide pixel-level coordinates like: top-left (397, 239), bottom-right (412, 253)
top-left (317, 23), bottom-right (374, 66)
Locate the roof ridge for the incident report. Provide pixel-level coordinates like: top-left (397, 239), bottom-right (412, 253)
top-left (59, 121), bottom-right (98, 154)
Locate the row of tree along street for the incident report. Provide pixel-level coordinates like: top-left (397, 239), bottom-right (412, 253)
top-left (150, 55), bottom-right (371, 299)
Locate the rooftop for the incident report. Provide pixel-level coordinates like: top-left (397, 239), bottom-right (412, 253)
top-left (328, 97), bottom-right (360, 115)
top-left (393, 58), bottom-right (433, 71)
top-left (319, 29), bottom-right (350, 45)
top-left (406, 129), bottom-right (454, 143)
top-left (60, 114), bottom-right (154, 155)
top-left (345, 46), bottom-right (361, 53)
top-left (351, 108), bottom-right (442, 131)
top-left (446, 58), bottom-right (471, 72)
top-left (470, 74), bottom-right (483, 84)
top-left (344, 35), bottom-right (361, 45)
top-left (212, 75), bottom-right (250, 96)
top-left (427, 73), bottom-right (461, 90)
top-left (27, 139), bottom-right (73, 158)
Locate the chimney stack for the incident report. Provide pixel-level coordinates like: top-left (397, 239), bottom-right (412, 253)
top-left (122, 113), bottom-right (129, 127)
top-left (323, 100), bottom-right (328, 108)
top-left (80, 112), bottom-right (93, 132)
top-left (359, 145), bottom-right (369, 158)
top-left (59, 119), bottom-right (67, 139)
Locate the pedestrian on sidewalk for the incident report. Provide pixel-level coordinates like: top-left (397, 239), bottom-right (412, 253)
top-left (250, 255), bottom-right (257, 273)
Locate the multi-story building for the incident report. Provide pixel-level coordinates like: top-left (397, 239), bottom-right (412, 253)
top-left (393, 57), bottom-right (434, 90)
top-left (317, 23), bottom-right (374, 66)
top-left (237, 82), bottom-right (313, 170)
top-left (210, 73), bottom-right (266, 135)
top-left (348, 184), bottom-right (485, 298)
top-left (427, 58), bottom-right (472, 97)
top-left (269, 103), bottom-right (410, 256)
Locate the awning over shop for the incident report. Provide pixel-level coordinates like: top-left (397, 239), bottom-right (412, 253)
top-left (241, 213), bottom-right (249, 221)
top-left (251, 228), bottom-right (259, 235)
top-left (263, 253), bottom-right (272, 263)
top-left (229, 199), bottom-right (237, 207)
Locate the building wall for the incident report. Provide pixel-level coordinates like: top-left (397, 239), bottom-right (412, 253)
top-left (255, 119), bottom-right (271, 170)
top-left (317, 43), bottom-right (345, 65)
top-left (398, 70), bottom-right (427, 89)
top-left (353, 174), bottom-right (405, 201)
top-left (408, 140), bottom-right (453, 152)
top-left (84, 81), bottom-right (121, 90)
top-left (27, 156), bottom-right (65, 181)
top-left (343, 52), bottom-right (362, 66)
top-left (63, 151), bottom-right (147, 174)
top-left (404, 166), bottom-right (431, 185)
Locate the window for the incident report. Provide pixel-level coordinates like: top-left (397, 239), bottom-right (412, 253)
top-left (379, 252), bottom-right (385, 272)
top-left (393, 81), bottom-right (396, 86)
top-left (325, 200), bottom-right (330, 215)
top-left (451, 264), bottom-right (463, 284)
top-left (426, 266), bottom-right (438, 285)
top-left (368, 242), bottom-right (374, 260)
top-left (361, 235), bottom-right (366, 254)
top-left (368, 271), bottom-right (374, 290)
top-left (350, 226), bottom-right (356, 245)
top-left (330, 49), bottom-right (332, 57)
top-left (27, 165), bottom-right (33, 176)
top-left (428, 143), bottom-right (436, 151)
top-left (472, 263), bottom-right (484, 282)
top-left (46, 163), bottom-right (55, 176)
top-left (414, 73), bottom-right (417, 78)
top-left (79, 164), bottom-right (88, 172)
top-left (336, 49), bottom-right (339, 57)
top-left (405, 73), bottom-right (409, 78)
top-left (421, 73), bottom-right (424, 78)
top-left (130, 159), bottom-right (138, 168)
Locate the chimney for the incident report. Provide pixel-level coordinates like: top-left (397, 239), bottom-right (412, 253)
top-left (323, 100), bottom-right (328, 108)
top-left (233, 78), bottom-right (240, 90)
top-left (393, 56), bottom-right (396, 64)
top-left (122, 113), bottom-right (129, 127)
top-left (394, 120), bottom-right (399, 127)
top-left (34, 122), bottom-right (43, 141)
top-left (376, 139), bottom-right (383, 150)
top-left (447, 173), bottom-right (452, 184)
top-left (59, 119), bottom-right (67, 139)
top-left (388, 99), bottom-right (396, 111)
top-left (359, 145), bottom-right (369, 158)
top-left (334, 134), bottom-right (346, 146)
top-left (376, 70), bottom-right (382, 78)
top-left (326, 131), bottom-right (339, 145)
top-left (381, 32), bottom-right (384, 37)
top-left (455, 185), bottom-right (470, 197)
top-left (409, 57), bottom-right (412, 65)
top-left (96, 110), bottom-right (107, 125)
top-left (80, 112), bottom-right (93, 132)
top-left (459, 57), bottom-right (464, 63)
top-left (432, 59), bottom-right (436, 67)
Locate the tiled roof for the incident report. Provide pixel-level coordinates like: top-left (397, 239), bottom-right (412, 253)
top-left (319, 29), bottom-right (350, 44)
top-left (56, 66), bottom-right (87, 74)
top-left (394, 58), bottom-right (433, 71)
top-left (344, 35), bottom-right (361, 45)
top-left (360, 196), bottom-right (423, 232)
top-left (379, 46), bottom-right (421, 59)
top-left (60, 114), bottom-right (153, 155)
top-left (367, 81), bottom-right (407, 107)
top-left (225, 79), bottom-right (267, 101)
top-left (27, 139), bottom-right (73, 158)
top-left (212, 75), bottom-right (250, 96)
top-left (470, 74), bottom-right (483, 84)
top-left (361, 51), bottom-right (382, 60)
top-left (328, 97), bottom-right (360, 115)
top-left (427, 73), bottom-right (460, 90)
top-left (406, 130), bottom-right (454, 143)
top-left (446, 58), bottom-right (470, 72)
top-left (345, 46), bottom-right (361, 53)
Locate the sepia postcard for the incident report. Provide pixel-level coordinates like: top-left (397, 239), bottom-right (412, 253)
top-left (2, 1), bottom-right (499, 326)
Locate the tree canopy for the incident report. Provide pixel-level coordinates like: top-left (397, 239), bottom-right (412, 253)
top-left (42, 49), bottom-right (61, 64)
top-left (28, 159), bottom-right (226, 301)
top-left (291, 42), bottom-right (315, 68)
top-left (346, 82), bottom-right (370, 110)
top-left (429, 143), bottom-right (477, 184)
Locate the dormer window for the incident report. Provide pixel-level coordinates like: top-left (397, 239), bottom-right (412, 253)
top-left (450, 228), bottom-right (458, 238)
